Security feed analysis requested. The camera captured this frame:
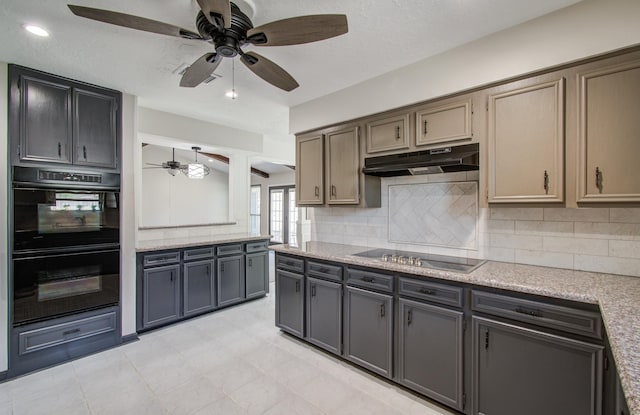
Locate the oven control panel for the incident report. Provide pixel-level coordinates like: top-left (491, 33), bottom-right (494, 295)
top-left (39, 170), bottom-right (102, 183)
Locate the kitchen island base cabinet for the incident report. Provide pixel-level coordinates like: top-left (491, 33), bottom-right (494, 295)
top-left (183, 259), bottom-right (215, 317)
top-left (344, 286), bottom-right (393, 378)
top-left (473, 316), bottom-right (603, 415)
top-left (217, 255), bottom-right (245, 308)
top-left (397, 298), bottom-right (464, 411)
top-left (275, 270), bottom-right (304, 337)
top-left (143, 264), bottom-right (181, 328)
top-left (306, 277), bottom-right (342, 354)
top-left (245, 251), bottom-right (268, 299)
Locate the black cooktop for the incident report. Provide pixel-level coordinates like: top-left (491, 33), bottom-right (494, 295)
top-left (353, 248), bottom-right (485, 274)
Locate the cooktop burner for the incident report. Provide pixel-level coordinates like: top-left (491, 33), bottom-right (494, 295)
top-left (353, 248), bottom-right (485, 274)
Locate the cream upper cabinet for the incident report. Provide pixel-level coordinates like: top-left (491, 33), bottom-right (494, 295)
top-left (296, 133), bottom-right (324, 205)
top-left (415, 99), bottom-right (472, 146)
top-left (365, 112), bottom-right (410, 154)
top-left (326, 125), bottom-right (360, 204)
top-left (488, 78), bottom-right (565, 203)
top-left (577, 60), bottom-right (640, 202)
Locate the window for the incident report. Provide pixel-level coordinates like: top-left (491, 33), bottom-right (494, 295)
top-left (288, 189), bottom-right (297, 247)
top-left (269, 186), bottom-right (297, 245)
top-left (270, 188), bottom-right (284, 243)
top-left (249, 185), bottom-right (261, 236)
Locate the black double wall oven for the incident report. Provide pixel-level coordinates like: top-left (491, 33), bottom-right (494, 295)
top-left (12, 166), bottom-right (120, 326)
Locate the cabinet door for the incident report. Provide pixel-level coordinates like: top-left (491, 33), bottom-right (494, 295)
top-left (365, 113), bottom-right (410, 154)
top-left (344, 286), bottom-right (393, 378)
top-left (183, 259), bottom-right (215, 316)
top-left (488, 79), bottom-right (564, 203)
top-left (73, 88), bottom-right (118, 169)
top-left (415, 99), bottom-right (472, 146)
top-left (246, 251), bottom-right (268, 299)
top-left (306, 277), bottom-right (342, 355)
top-left (296, 133), bottom-right (324, 205)
top-left (275, 269), bottom-right (304, 337)
top-left (326, 126), bottom-right (360, 204)
top-left (143, 264), bottom-right (180, 328)
top-left (578, 60), bottom-right (640, 202)
top-left (18, 75), bottom-right (72, 164)
top-left (217, 255), bottom-right (245, 307)
top-left (473, 317), bottom-right (603, 415)
top-left (397, 299), bottom-right (464, 411)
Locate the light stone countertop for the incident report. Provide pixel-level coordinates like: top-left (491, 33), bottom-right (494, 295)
top-left (136, 233), bottom-right (271, 252)
top-left (271, 241), bottom-right (640, 415)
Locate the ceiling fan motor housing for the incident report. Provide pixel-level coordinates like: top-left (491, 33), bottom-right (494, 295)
top-left (196, 3), bottom-right (253, 58)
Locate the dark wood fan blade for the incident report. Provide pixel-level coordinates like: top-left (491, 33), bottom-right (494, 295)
top-left (196, 0), bottom-right (231, 28)
top-left (240, 52), bottom-right (299, 92)
top-left (247, 14), bottom-right (348, 46)
top-left (180, 53), bottom-right (222, 87)
top-left (67, 5), bottom-right (203, 40)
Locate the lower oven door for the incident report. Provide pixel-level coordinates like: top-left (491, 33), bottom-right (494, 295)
top-left (13, 248), bottom-right (120, 326)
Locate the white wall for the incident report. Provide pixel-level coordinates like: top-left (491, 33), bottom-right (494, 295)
top-left (290, 0), bottom-right (640, 133)
top-left (120, 93), bottom-right (137, 337)
top-left (138, 107), bottom-right (263, 153)
top-left (251, 171), bottom-right (296, 236)
top-left (140, 145), bottom-right (229, 228)
top-left (0, 62), bottom-right (8, 371)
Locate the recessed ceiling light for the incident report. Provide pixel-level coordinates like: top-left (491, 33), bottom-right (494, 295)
top-left (208, 158), bottom-right (214, 162)
top-left (225, 90), bottom-right (238, 99)
top-left (23, 24), bottom-right (49, 37)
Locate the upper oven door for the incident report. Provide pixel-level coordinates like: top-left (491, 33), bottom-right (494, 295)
top-left (13, 187), bottom-right (120, 253)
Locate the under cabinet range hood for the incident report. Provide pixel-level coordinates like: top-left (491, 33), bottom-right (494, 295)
top-left (362, 143), bottom-right (479, 177)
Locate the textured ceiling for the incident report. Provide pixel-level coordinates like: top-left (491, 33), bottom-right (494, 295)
top-left (0, 0), bottom-right (581, 136)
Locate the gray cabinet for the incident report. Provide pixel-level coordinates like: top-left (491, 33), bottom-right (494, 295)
top-left (397, 298), bottom-right (464, 411)
top-left (306, 276), bottom-right (342, 354)
top-left (246, 251), bottom-right (268, 299)
top-left (73, 88), bottom-right (118, 169)
top-left (473, 316), bottom-right (603, 415)
top-left (9, 65), bottom-right (120, 171)
top-left (275, 269), bottom-right (304, 337)
top-left (217, 255), bottom-right (245, 307)
top-left (183, 259), bottom-right (215, 316)
top-left (16, 74), bottom-right (72, 164)
top-left (344, 286), bottom-right (393, 378)
top-left (143, 264), bottom-right (181, 328)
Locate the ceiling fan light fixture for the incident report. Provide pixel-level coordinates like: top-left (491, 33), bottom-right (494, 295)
top-left (23, 24), bottom-right (49, 37)
top-left (184, 146), bottom-right (210, 179)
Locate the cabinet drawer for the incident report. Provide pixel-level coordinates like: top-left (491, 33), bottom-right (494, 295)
top-left (347, 269), bottom-right (394, 293)
top-left (216, 244), bottom-right (243, 256)
top-left (308, 261), bottom-right (343, 282)
top-left (18, 311), bottom-right (117, 355)
top-left (472, 291), bottom-right (602, 339)
top-left (276, 254), bottom-right (304, 273)
top-left (246, 240), bottom-right (269, 253)
top-left (183, 247), bottom-right (214, 261)
top-left (143, 251), bottom-right (180, 267)
top-left (398, 277), bottom-right (463, 308)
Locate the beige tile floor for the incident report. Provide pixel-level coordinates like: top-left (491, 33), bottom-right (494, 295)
top-left (0, 283), bottom-right (456, 415)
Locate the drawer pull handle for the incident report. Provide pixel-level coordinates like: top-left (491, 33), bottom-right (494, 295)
top-left (58, 142), bottom-right (62, 158)
top-left (361, 277), bottom-right (375, 283)
top-left (515, 307), bottom-right (542, 318)
top-left (595, 167), bottom-right (603, 193)
top-left (543, 170), bottom-right (549, 194)
top-left (423, 120), bottom-right (428, 135)
top-left (419, 288), bottom-right (435, 295)
top-left (311, 284), bottom-right (316, 297)
top-left (314, 186), bottom-right (319, 197)
top-left (63, 328), bottom-right (81, 336)
top-left (395, 126), bottom-right (400, 139)
top-left (379, 303), bottom-right (385, 318)
top-left (295, 281), bottom-right (300, 293)
top-left (407, 309), bottom-right (412, 326)
top-left (318, 267), bottom-right (329, 273)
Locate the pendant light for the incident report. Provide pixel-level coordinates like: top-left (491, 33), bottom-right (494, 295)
top-left (184, 146), bottom-right (210, 179)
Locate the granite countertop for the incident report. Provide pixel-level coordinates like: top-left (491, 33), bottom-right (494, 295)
top-left (271, 241), bottom-right (640, 415)
top-left (136, 233), bottom-right (271, 252)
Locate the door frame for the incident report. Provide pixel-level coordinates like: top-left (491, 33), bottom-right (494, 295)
top-left (269, 185), bottom-right (295, 244)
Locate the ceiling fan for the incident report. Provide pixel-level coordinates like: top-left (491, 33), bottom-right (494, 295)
top-left (67, 1), bottom-right (349, 91)
top-left (144, 146), bottom-right (210, 178)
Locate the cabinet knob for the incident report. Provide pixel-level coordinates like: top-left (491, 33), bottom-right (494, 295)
top-left (543, 170), bottom-right (549, 194)
top-left (595, 167), bottom-right (603, 193)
